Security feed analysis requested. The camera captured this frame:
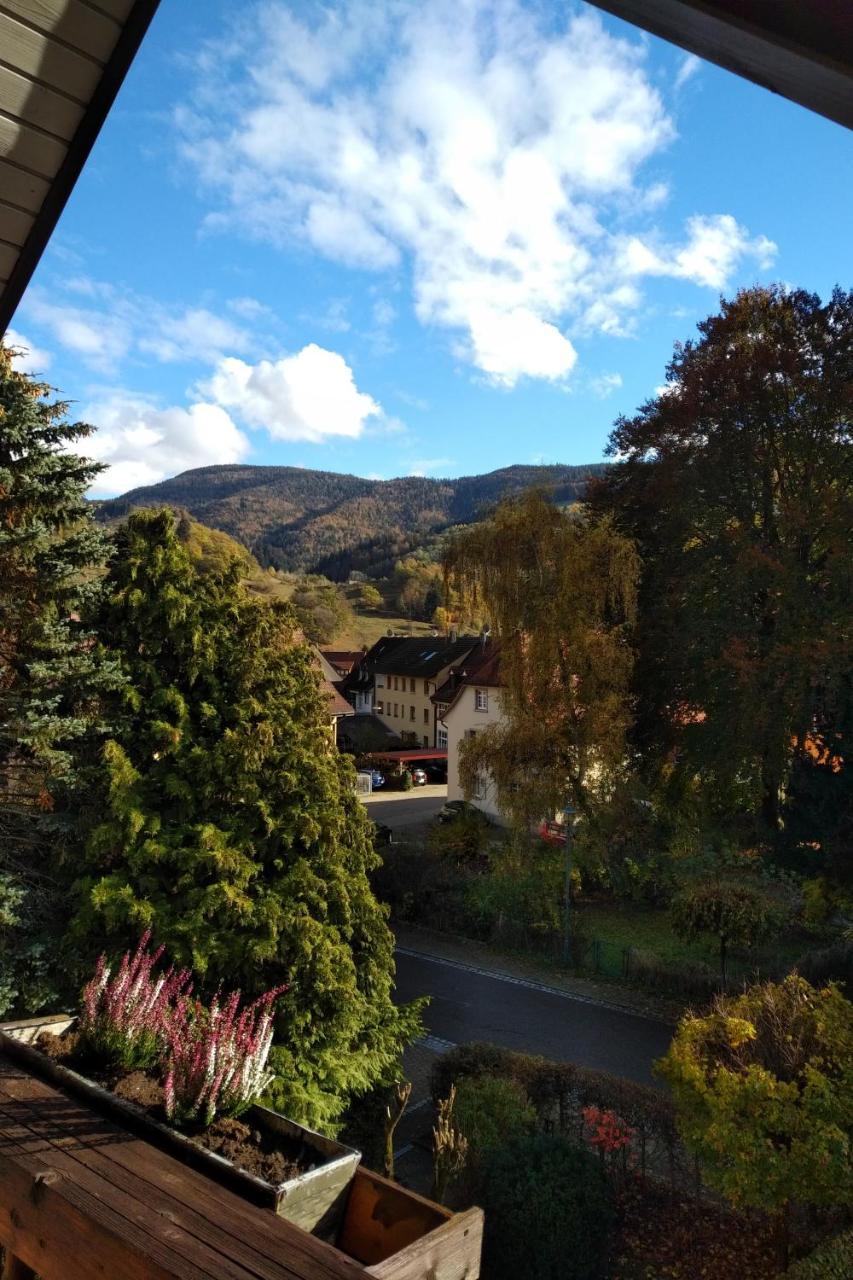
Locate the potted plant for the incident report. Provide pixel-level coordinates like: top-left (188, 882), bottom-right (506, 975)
top-left (0, 933), bottom-right (359, 1236)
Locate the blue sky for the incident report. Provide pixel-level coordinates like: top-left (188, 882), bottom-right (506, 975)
top-left (9, 0), bottom-right (852, 496)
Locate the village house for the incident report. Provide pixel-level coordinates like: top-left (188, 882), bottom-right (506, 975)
top-left (346, 634), bottom-right (480, 747)
top-left (432, 638), bottom-right (506, 821)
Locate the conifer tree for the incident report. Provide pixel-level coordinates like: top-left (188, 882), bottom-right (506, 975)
top-left (0, 344), bottom-right (116, 1015)
top-left (67, 508), bottom-right (422, 1128)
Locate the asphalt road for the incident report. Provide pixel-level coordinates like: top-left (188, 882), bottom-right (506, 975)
top-left (362, 784), bottom-right (447, 830)
top-left (394, 948), bottom-right (673, 1087)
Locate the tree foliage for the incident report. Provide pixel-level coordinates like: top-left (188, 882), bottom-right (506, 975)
top-left (670, 870), bottom-right (797, 986)
top-left (657, 975), bottom-right (853, 1217)
top-left (0, 344), bottom-right (117, 1015)
top-left (593, 285), bottom-right (853, 846)
top-left (444, 490), bottom-right (639, 827)
top-left (290, 574), bottom-right (354, 644)
top-left (65, 509), bottom-right (422, 1128)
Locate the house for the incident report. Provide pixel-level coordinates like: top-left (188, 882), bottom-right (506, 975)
top-left (372, 634), bottom-right (481, 748)
top-left (315, 649), bottom-right (356, 746)
top-left (343, 634), bottom-right (480, 747)
top-left (432, 639), bottom-right (507, 822)
top-left (340, 635), bottom-right (409, 714)
top-left (321, 649), bottom-right (364, 679)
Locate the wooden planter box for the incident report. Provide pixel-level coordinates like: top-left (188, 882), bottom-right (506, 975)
top-left (1, 1014), bottom-right (483, 1279)
top-left (0, 1014), bottom-right (359, 1237)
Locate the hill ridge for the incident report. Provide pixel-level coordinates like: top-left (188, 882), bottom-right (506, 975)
top-left (95, 461), bottom-right (608, 579)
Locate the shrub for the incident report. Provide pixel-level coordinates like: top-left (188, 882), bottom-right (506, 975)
top-left (429, 813), bottom-right (492, 866)
top-left (164, 985), bottom-right (285, 1128)
top-left (432, 1042), bottom-right (679, 1180)
top-left (627, 947), bottom-right (721, 1002)
top-left (452, 1075), bottom-right (536, 1161)
top-left (478, 1134), bottom-right (614, 1280)
top-left (77, 932), bottom-right (190, 1072)
top-left (795, 938), bottom-right (853, 999)
top-left (785, 1231), bottom-right (853, 1279)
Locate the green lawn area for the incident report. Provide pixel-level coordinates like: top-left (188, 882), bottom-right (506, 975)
top-left (576, 899), bottom-right (808, 980)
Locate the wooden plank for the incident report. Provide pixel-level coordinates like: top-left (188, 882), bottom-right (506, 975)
top-left (86, 0), bottom-right (135, 23)
top-left (0, 1099), bottom-right (259, 1280)
top-left (0, 157), bottom-right (51, 210)
top-left (0, 1253), bottom-right (37, 1280)
top-left (0, 242), bottom-right (18, 276)
top-left (0, 1059), bottom-right (370, 1280)
top-left (366, 1209), bottom-right (483, 1280)
top-left (0, 114), bottom-right (67, 178)
top-left (338, 1169), bottom-right (449, 1267)
top-left (0, 1152), bottom-right (190, 1280)
top-left (0, 0), bottom-right (118, 62)
top-left (0, 13), bottom-right (103, 102)
top-left (0, 202), bottom-right (34, 247)
top-left (0, 64), bottom-right (84, 141)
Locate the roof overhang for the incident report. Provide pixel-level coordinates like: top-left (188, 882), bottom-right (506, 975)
top-left (586, 0), bottom-right (852, 129)
top-left (0, 0), bottom-right (162, 334)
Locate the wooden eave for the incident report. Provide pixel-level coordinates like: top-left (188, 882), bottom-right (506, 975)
top-left (0, 0), bottom-right (162, 334)
top-left (586, 0), bottom-right (852, 129)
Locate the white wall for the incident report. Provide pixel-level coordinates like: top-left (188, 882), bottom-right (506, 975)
top-left (443, 685), bottom-right (506, 823)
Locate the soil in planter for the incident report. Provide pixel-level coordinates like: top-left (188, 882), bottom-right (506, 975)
top-left (35, 1031), bottom-right (311, 1184)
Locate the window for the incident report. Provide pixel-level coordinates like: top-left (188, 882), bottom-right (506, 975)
top-left (393, 703), bottom-right (398, 716)
top-left (465, 729), bottom-right (477, 740)
top-left (475, 689), bottom-right (488, 712)
top-left (376, 675), bottom-right (385, 688)
top-left (437, 726), bottom-right (448, 749)
top-left (393, 676), bottom-right (398, 690)
top-left (410, 706), bottom-right (416, 721)
top-left (375, 701), bottom-right (383, 714)
top-left (473, 773), bottom-right (486, 800)
top-left (423, 680), bottom-right (430, 695)
top-left (424, 708), bottom-right (429, 724)
top-left (410, 677), bottom-right (416, 693)
top-left (423, 735), bottom-right (429, 747)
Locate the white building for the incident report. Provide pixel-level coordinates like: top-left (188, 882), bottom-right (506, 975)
top-left (432, 640), bottom-right (507, 823)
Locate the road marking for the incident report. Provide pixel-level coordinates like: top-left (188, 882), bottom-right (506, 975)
top-left (419, 1033), bottom-right (457, 1054)
top-left (396, 947), bottom-right (672, 1024)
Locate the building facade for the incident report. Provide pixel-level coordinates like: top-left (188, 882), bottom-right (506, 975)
top-left (372, 635), bottom-right (480, 747)
top-left (432, 640), bottom-right (507, 821)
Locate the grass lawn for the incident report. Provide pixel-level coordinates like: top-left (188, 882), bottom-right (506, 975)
top-left (576, 899), bottom-right (808, 981)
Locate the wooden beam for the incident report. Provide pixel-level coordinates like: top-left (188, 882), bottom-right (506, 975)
top-left (585, 0), bottom-right (853, 128)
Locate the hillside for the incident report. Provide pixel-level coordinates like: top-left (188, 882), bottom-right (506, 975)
top-left (95, 462), bottom-right (608, 578)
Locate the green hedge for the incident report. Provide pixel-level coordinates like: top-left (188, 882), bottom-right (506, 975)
top-left (432, 1041), bottom-right (678, 1179)
top-left (479, 1134), bottom-right (614, 1280)
top-left (785, 1231), bottom-right (853, 1279)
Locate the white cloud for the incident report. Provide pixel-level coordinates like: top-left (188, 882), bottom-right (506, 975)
top-left (22, 281), bottom-right (256, 372)
top-left (5, 329), bottom-right (52, 374)
top-left (83, 393), bottom-right (250, 496)
top-left (619, 214), bottom-right (777, 290)
top-left (590, 371), bottom-right (622, 398)
top-left (205, 343), bottom-right (381, 442)
top-left (178, 0), bottom-right (773, 387)
top-left (675, 54), bottom-right (701, 89)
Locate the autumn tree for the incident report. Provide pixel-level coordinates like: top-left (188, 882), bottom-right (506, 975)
top-left (592, 286), bottom-right (853, 845)
top-left (444, 491), bottom-right (639, 829)
top-left (359, 583), bottom-right (384, 610)
top-left (670, 871), bottom-right (796, 987)
top-left (66, 510), bottom-right (422, 1128)
top-left (658, 976), bottom-right (853, 1262)
top-left (0, 345), bottom-right (118, 1015)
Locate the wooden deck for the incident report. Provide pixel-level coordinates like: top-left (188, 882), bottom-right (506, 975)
top-left (0, 1051), bottom-right (376, 1280)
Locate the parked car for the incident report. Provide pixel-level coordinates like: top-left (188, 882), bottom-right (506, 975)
top-left (370, 769), bottom-right (386, 788)
top-left (538, 819), bottom-right (567, 846)
top-left (424, 761), bottom-right (447, 783)
top-left (436, 800), bottom-right (493, 825)
top-left (411, 767), bottom-right (428, 786)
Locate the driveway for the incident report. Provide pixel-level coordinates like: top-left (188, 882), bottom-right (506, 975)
top-left (394, 946), bottom-right (673, 1088)
top-left (362, 783), bottom-right (447, 831)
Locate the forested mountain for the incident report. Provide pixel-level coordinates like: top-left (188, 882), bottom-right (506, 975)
top-left (94, 462), bottom-right (608, 578)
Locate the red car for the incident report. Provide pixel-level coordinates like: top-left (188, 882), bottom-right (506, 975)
top-left (538, 819), bottom-right (567, 845)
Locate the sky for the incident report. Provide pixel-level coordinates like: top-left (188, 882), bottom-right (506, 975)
top-left (8, 0), bottom-right (853, 497)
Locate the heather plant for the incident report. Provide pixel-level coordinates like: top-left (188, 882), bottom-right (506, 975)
top-left (77, 931), bottom-right (190, 1072)
top-left (164, 985), bottom-right (286, 1129)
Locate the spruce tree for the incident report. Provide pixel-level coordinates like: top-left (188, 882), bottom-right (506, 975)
top-left (68, 508), bottom-right (422, 1129)
top-left (0, 344), bottom-right (116, 1015)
